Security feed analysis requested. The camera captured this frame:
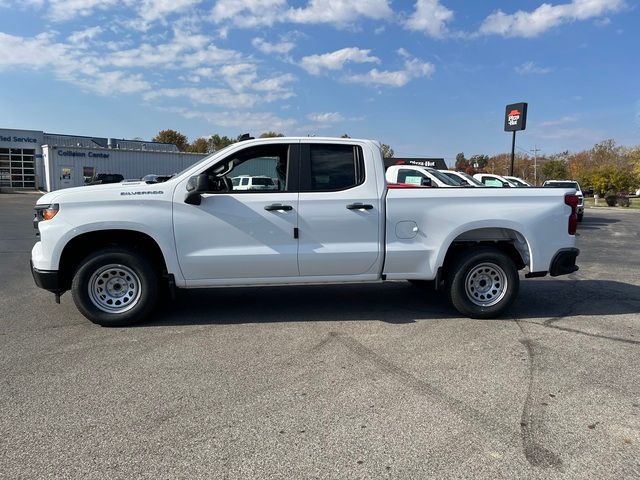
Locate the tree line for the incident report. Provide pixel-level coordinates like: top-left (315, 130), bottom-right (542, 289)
top-left (456, 139), bottom-right (640, 194)
top-left (151, 129), bottom-right (396, 159)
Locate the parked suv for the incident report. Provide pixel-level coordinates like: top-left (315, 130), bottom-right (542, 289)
top-left (543, 180), bottom-right (584, 221)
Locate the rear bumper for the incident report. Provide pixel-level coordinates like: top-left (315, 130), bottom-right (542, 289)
top-left (30, 260), bottom-right (63, 293)
top-left (549, 248), bottom-right (580, 277)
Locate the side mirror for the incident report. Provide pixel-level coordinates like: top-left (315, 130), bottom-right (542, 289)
top-left (185, 173), bottom-right (208, 205)
top-left (421, 177), bottom-right (433, 187)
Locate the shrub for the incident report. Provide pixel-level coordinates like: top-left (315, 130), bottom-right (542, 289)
top-left (605, 189), bottom-right (618, 207)
top-left (618, 195), bottom-right (630, 207)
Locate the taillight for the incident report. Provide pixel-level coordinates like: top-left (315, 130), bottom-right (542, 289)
top-left (565, 194), bottom-right (578, 235)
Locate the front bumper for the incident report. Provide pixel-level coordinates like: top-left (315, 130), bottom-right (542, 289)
top-left (30, 260), bottom-right (63, 293)
top-left (549, 248), bottom-right (580, 277)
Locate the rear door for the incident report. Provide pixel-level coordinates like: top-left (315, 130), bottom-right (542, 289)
top-left (297, 142), bottom-right (381, 277)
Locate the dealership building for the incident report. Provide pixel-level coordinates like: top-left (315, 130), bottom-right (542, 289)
top-left (0, 128), bottom-right (207, 191)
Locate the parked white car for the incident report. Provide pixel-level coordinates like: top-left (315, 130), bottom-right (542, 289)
top-left (504, 176), bottom-right (532, 187)
top-left (385, 165), bottom-right (459, 187)
top-left (31, 137), bottom-right (580, 326)
top-left (543, 180), bottom-right (584, 221)
top-left (474, 173), bottom-right (518, 188)
top-left (441, 170), bottom-right (484, 187)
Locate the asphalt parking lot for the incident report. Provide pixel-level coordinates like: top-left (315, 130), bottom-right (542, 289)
top-left (1, 192), bottom-right (639, 479)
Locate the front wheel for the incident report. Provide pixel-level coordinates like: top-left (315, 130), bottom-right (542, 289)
top-left (71, 248), bottom-right (158, 326)
top-left (447, 247), bottom-right (519, 319)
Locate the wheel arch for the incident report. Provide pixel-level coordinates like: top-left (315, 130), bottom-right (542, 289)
top-left (439, 227), bottom-right (531, 283)
top-left (58, 229), bottom-right (169, 291)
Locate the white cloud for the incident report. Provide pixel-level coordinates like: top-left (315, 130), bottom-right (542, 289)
top-left (345, 52), bottom-right (435, 87)
top-left (306, 112), bottom-right (344, 123)
top-left (286, 0), bottom-right (392, 24)
top-left (539, 115), bottom-right (578, 127)
top-left (0, 31), bottom-right (151, 95)
top-left (252, 37), bottom-right (295, 55)
top-left (104, 31), bottom-right (241, 69)
top-left (515, 61), bottom-right (552, 75)
top-left (404, 0), bottom-right (454, 38)
top-left (211, 0), bottom-right (286, 27)
top-left (168, 107), bottom-right (297, 133)
top-left (145, 87), bottom-right (258, 108)
top-left (135, 0), bottom-right (201, 25)
top-left (67, 26), bottom-right (103, 44)
top-left (479, 0), bottom-right (626, 38)
top-left (211, 0), bottom-right (393, 28)
top-left (300, 47), bottom-right (379, 75)
top-left (48, 0), bottom-right (119, 22)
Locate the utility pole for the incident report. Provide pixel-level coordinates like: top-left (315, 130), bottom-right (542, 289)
top-left (530, 145), bottom-right (541, 186)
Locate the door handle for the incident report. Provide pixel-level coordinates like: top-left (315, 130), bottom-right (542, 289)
top-left (346, 203), bottom-right (373, 210)
top-left (264, 204), bottom-right (293, 211)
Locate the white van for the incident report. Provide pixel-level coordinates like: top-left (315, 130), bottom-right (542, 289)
top-left (231, 175), bottom-right (278, 191)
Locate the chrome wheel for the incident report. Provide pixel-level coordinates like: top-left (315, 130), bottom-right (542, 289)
top-left (88, 264), bottom-right (141, 314)
top-left (464, 262), bottom-right (508, 307)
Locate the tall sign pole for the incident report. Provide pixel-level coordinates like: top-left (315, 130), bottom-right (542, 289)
top-left (504, 102), bottom-right (528, 176)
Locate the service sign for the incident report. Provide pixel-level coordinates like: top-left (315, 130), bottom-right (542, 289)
top-left (504, 102), bottom-right (528, 132)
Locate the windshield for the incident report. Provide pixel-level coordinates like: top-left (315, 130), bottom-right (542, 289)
top-left (544, 181), bottom-right (579, 189)
top-left (457, 171), bottom-right (484, 186)
top-left (172, 144), bottom-right (236, 178)
top-left (426, 168), bottom-right (459, 186)
top-left (442, 172), bottom-right (465, 185)
top-left (507, 178), bottom-right (529, 187)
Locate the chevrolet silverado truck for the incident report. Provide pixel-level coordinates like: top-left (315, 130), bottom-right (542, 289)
top-left (31, 137), bottom-right (580, 326)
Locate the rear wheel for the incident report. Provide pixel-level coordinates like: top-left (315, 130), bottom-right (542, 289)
top-left (71, 248), bottom-right (158, 326)
top-left (447, 247), bottom-right (519, 319)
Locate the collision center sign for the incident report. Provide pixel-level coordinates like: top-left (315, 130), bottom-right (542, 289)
top-left (504, 102), bottom-right (528, 132)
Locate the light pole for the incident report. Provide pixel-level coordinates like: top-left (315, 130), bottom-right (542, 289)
top-left (530, 145), bottom-right (541, 186)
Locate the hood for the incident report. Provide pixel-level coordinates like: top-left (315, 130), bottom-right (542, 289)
top-left (36, 181), bottom-right (149, 205)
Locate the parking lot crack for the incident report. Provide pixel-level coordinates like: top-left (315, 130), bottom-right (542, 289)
top-left (514, 321), bottom-right (563, 470)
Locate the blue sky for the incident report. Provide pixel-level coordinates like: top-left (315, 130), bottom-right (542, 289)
top-left (0, 0), bottom-right (637, 163)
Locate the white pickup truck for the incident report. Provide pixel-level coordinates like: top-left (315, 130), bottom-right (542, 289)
top-left (31, 137), bottom-right (580, 326)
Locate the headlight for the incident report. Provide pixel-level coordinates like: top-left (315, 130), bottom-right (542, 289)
top-left (34, 204), bottom-right (59, 228)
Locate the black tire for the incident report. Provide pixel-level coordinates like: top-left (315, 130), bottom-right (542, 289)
top-left (447, 247), bottom-right (519, 319)
top-left (71, 248), bottom-right (158, 327)
top-left (577, 212), bottom-right (584, 222)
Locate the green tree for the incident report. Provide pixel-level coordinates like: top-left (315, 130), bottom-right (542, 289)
top-left (540, 159), bottom-right (568, 182)
top-left (340, 133), bottom-right (351, 138)
top-left (259, 131), bottom-right (285, 138)
top-left (207, 134), bottom-right (235, 152)
top-left (455, 153), bottom-right (467, 170)
top-left (469, 154), bottom-right (489, 170)
top-left (188, 137), bottom-right (209, 153)
top-left (381, 143), bottom-right (394, 159)
top-left (153, 129), bottom-right (189, 152)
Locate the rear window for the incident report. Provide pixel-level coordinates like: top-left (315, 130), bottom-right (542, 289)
top-left (308, 144), bottom-right (363, 191)
top-left (544, 182), bottom-right (579, 189)
top-left (252, 177), bottom-right (274, 186)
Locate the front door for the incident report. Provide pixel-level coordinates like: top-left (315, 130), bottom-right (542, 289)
top-left (173, 143), bottom-right (300, 281)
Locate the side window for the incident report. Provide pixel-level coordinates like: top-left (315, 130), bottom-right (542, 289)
top-left (397, 169), bottom-right (426, 186)
top-left (306, 144), bottom-right (364, 191)
top-left (206, 144), bottom-right (292, 192)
